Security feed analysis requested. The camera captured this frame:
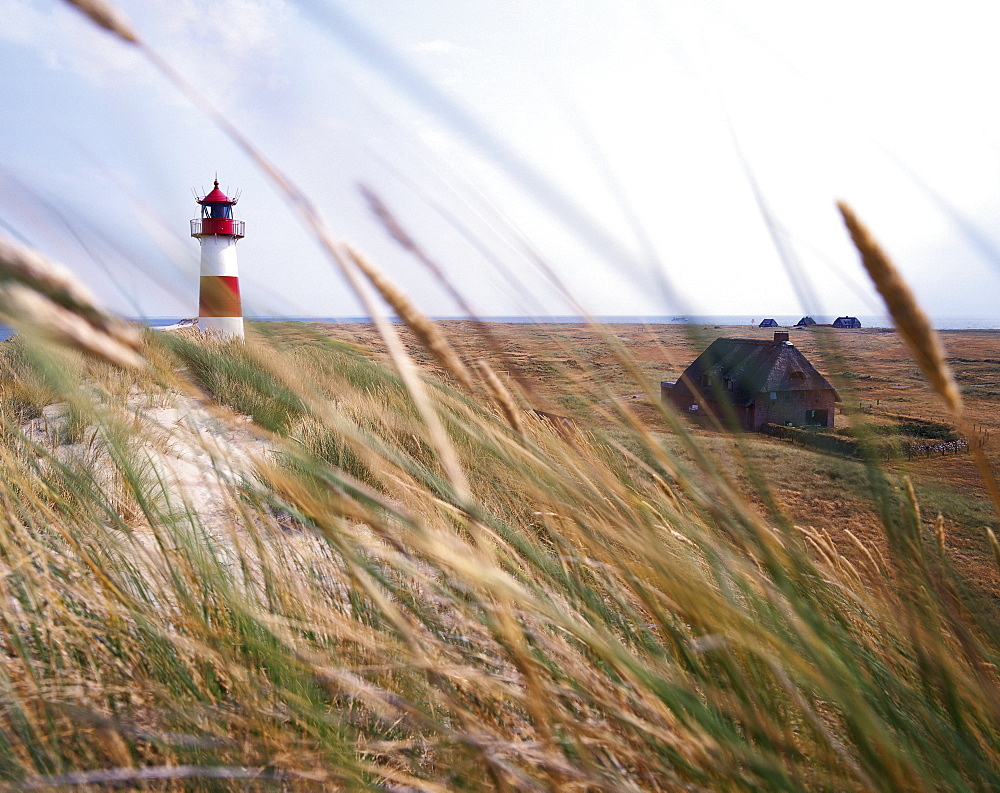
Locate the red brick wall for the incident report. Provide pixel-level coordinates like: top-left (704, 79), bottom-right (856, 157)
top-left (751, 390), bottom-right (836, 431)
top-left (668, 391), bottom-right (753, 429)
top-left (669, 391), bottom-right (702, 417)
top-left (665, 387), bottom-right (837, 431)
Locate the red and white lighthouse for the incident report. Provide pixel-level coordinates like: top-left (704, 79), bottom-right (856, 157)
top-left (191, 179), bottom-right (244, 340)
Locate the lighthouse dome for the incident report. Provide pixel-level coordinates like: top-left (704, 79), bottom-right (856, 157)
top-left (198, 180), bottom-right (235, 205)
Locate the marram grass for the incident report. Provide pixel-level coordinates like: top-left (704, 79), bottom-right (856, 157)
top-left (2, 3), bottom-right (997, 787)
top-left (0, 316), bottom-right (994, 792)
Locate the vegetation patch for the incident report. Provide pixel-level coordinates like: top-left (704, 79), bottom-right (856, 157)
top-left (761, 414), bottom-right (963, 460)
top-left (0, 322), bottom-right (996, 792)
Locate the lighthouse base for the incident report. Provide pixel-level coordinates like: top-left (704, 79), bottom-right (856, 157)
top-left (198, 316), bottom-right (245, 340)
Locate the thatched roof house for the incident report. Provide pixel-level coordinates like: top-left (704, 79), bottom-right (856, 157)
top-left (665, 331), bottom-right (839, 431)
top-left (759, 318), bottom-right (779, 327)
top-left (832, 316), bottom-right (862, 328)
top-left (795, 316), bottom-right (816, 327)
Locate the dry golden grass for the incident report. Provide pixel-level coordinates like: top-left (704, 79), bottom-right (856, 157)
top-left (0, 4), bottom-right (994, 789)
top-left (0, 307), bottom-right (994, 792)
top-left (289, 318), bottom-right (1000, 604)
top-left (345, 245), bottom-right (475, 392)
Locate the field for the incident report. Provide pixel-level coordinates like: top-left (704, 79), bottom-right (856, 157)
top-left (294, 319), bottom-right (1000, 615)
top-left (0, 300), bottom-right (996, 790)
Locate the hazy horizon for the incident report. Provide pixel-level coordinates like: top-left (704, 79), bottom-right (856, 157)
top-left (135, 313), bottom-right (1000, 331)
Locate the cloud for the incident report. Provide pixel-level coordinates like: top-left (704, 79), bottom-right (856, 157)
top-left (149, 0), bottom-right (290, 61)
top-left (0, 0), bottom-right (143, 85)
top-left (414, 39), bottom-right (468, 55)
top-left (0, 0), bottom-right (294, 108)
top-left (135, 0), bottom-right (294, 107)
top-left (0, 0), bottom-right (44, 45)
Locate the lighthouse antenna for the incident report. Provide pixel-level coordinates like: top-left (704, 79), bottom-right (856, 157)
top-left (233, 188), bottom-right (242, 203)
top-left (190, 187), bottom-right (200, 201)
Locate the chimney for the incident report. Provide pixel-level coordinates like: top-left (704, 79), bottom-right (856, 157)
top-left (773, 331), bottom-right (789, 345)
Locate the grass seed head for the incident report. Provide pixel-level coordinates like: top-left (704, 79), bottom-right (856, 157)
top-left (61, 0), bottom-right (139, 43)
top-left (476, 359), bottom-right (524, 436)
top-left (989, 529), bottom-right (1000, 575)
top-left (345, 244), bottom-right (474, 391)
top-left (934, 513), bottom-right (946, 552)
top-left (0, 236), bottom-right (145, 369)
top-left (837, 201), bottom-right (962, 419)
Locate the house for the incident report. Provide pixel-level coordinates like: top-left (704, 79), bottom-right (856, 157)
top-left (795, 316), bottom-right (817, 327)
top-left (832, 316), bottom-right (862, 328)
top-left (667, 331), bottom-right (840, 431)
top-left (759, 318), bottom-right (779, 327)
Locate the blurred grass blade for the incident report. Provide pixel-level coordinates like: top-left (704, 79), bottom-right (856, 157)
top-left (838, 200), bottom-right (1000, 518)
top-left (0, 235), bottom-right (144, 369)
top-left (60, 0), bottom-right (138, 43)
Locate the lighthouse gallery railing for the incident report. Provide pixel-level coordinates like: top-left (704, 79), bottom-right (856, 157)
top-left (190, 219), bottom-right (245, 238)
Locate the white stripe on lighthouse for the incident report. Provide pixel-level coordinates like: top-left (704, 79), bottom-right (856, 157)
top-left (198, 315), bottom-right (245, 337)
top-left (197, 229), bottom-right (243, 339)
top-left (198, 235), bottom-right (240, 276)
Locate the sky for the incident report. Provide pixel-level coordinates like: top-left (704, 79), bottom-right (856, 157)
top-left (2, 0), bottom-right (1000, 323)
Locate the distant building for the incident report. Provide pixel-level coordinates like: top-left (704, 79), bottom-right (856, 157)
top-left (759, 318), bottom-right (779, 327)
top-left (666, 331), bottom-right (840, 431)
top-left (832, 316), bottom-right (862, 328)
top-left (795, 316), bottom-right (817, 327)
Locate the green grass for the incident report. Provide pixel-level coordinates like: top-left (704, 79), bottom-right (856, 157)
top-left (0, 321), bottom-right (995, 790)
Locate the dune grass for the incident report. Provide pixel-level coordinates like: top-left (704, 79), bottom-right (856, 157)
top-left (0, 314), bottom-right (993, 792)
top-left (0, 4), bottom-right (995, 788)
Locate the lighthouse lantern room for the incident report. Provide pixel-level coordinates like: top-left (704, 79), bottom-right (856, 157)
top-left (191, 179), bottom-right (245, 340)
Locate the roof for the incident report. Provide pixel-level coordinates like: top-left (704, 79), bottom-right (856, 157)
top-left (198, 179), bottom-right (235, 205)
top-left (672, 337), bottom-right (839, 407)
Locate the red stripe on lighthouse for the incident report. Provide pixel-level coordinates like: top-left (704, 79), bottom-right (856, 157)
top-left (199, 275), bottom-right (242, 317)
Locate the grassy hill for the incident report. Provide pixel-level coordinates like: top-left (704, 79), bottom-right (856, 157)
top-left (0, 319), bottom-right (996, 790)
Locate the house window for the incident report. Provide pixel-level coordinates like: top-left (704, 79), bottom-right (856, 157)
top-left (806, 409), bottom-right (829, 426)
top-left (769, 392), bottom-right (777, 400)
top-left (725, 378), bottom-right (733, 391)
top-left (783, 392), bottom-right (792, 401)
top-left (701, 375), bottom-right (711, 387)
top-left (798, 391), bottom-right (806, 399)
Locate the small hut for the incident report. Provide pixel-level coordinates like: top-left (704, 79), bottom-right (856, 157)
top-left (795, 316), bottom-right (816, 327)
top-left (759, 318), bottom-right (779, 328)
top-left (666, 331), bottom-right (840, 431)
top-left (832, 316), bottom-right (862, 329)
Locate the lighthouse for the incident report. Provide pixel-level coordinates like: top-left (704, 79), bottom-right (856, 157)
top-left (191, 179), bottom-right (244, 339)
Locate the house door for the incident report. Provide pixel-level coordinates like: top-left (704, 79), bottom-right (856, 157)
top-left (805, 409), bottom-right (828, 427)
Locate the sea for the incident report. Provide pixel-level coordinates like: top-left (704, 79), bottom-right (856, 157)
top-left (0, 314), bottom-right (997, 343)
